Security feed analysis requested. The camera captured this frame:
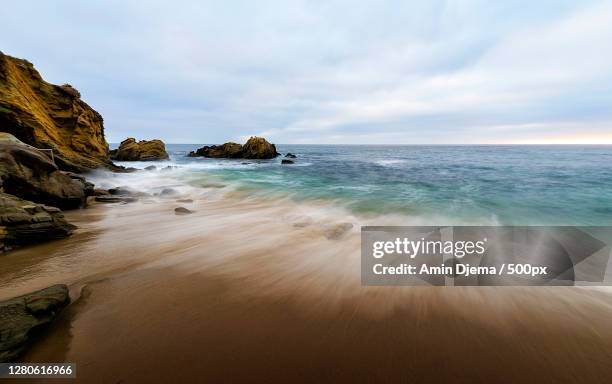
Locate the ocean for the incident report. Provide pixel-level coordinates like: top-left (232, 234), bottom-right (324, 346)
top-left (105, 144), bottom-right (612, 225)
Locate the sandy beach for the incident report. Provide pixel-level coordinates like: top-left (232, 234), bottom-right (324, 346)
top-left (2, 193), bottom-right (612, 383)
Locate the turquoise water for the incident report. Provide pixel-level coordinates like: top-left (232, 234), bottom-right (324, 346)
top-left (120, 144), bottom-right (612, 225)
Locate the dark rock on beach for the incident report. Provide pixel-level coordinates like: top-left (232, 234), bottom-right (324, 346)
top-left (0, 134), bottom-right (88, 209)
top-left (0, 193), bottom-right (76, 252)
top-left (95, 196), bottom-right (137, 204)
top-left (109, 138), bottom-right (169, 161)
top-left (0, 284), bottom-right (70, 362)
top-left (160, 188), bottom-right (178, 196)
top-left (174, 207), bottom-right (193, 215)
top-left (93, 188), bottom-right (110, 196)
top-left (188, 136), bottom-right (279, 159)
top-left (281, 159), bottom-right (294, 164)
top-left (177, 199), bottom-right (193, 203)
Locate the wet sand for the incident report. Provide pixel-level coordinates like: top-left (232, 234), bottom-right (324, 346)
top-left (3, 195), bottom-right (612, 383)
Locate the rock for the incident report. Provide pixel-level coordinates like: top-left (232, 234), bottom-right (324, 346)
top-left (0, 284), bottom-right (70, 362)
top-left (188, 137), bottom-right (279, 159)
top-left (0, 136), bottom-right (88, 209)
top-left (0, 193), bottom-right (75, 252)
top-left (177, 199), bottom-right (193, 203)
top-left (61, 171), bottom-right (95, 196)
top-left (240, 137), bottom-right (280, 159)
top-left (94, 196), bottom-right (137, 204)
top-left (324, 223), bottom-right (354, 240)
top-left (144, 165), bottom-right (157, 171)
top-left (107, 187), bottom-right (134, 196)
top-left (160, 188), bottom-right (178, 196)
top-left (109, 138), bottom-right (169, 161)
top-left (281, 159), bottom-right (294, 165)
top-left (0, 53), bottom-right (110, 172)
top-left (174, 207), bottom-right (193, 215)
top-left (93, 188), bottom-right (110, 196)
top-left (285, 153), bottom-right (297, 158)
top-left (188, 142), bottom-right (243, 158)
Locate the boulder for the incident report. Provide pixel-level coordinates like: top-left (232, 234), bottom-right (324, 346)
top-left (174, 207), bottom-right (193, 215)
top-left (0, 284), bottom-right (70, 362)
top-left (0, 136), bottom-right (88, 209)
top-left (160, 188), bottom-right (178, 196)
top-left (144, 165), bottom-right (157, 171)
top-left (0, 193), bottom-right (75, 253)
top-left (281, 159), bottom-right (294, 165)
top-left (93, 188), bottom-right (110, 196)
top-left (240, 137), bottom-right (279, 159)
top-left (95, 196), bottom-right (137, 204)
top-left (188, 142), bottom-right (242, 158)
top-left (0, 53), bottom-right (110, 172)
top-left (188, 137), bottom-right (279, 159)
top-left (109, 138), bottom-right (169, 161)
top-left (285, 153), bottom-right (297, 158)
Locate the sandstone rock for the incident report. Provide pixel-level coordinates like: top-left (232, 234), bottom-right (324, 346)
top-left (109, 138), bottom-right (169, 161)
top-left (174, 207), bottom-right (193, 215)
top-left (281, 159), bottom-right (294, 165)
top-left (0, 53), bottom-right (110, 172)
top-left (285, 153), bottom-right (297, 158)
top-left (0, 193), bottom-right (75, 252)
top-left (188, 137), bottom-right (279, 159)
top-left (0, 136), bottom-right (87, 209)
top-left (0, 284), bottom-right (70, 362)
top-left (240, 137), bottom-right (279, 159)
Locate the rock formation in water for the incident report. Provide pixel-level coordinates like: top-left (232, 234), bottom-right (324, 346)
top-left (0, 192), bottom-right (75, 252)
top-left (188, 136), bottom-right (279, 159)
top-left (189, 142), bottom-right (243, 158)
top-left (0, 52), bottom-right (111, 172)
top-left (0, 284), bottom-right (70, 362)
top-left (0, 133), bottom-right (90, 209)
top-left (109, 138), bottom-right (169, 161)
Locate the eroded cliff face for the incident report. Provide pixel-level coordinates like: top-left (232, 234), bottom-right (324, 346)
top-left (0, 52), bottom-right (110, 172)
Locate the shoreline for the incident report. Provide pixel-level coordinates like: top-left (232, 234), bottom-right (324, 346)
top-left (2, 193), bottom-right (612, 382)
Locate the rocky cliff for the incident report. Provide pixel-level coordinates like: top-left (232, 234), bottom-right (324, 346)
top-left (0, 52), bottom-right (110, 172)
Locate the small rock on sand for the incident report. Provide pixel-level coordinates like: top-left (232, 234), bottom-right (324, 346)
top-left (324, 223), bottom-right (354, 240)
top-left (175, 207), bottom-right (193, 215)
top-left (177, 199), bottom-right (193, 203)
top-left (160, 188), bottom-right (178, 196)
top-left (95, 196), bottom-right (137, 203)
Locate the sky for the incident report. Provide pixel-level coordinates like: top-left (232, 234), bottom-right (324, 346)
top-left (2, 0), bottom-right (612, 144)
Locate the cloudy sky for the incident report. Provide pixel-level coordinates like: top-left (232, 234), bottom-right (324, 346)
top-left (3, 0), bottom-right (612, 144)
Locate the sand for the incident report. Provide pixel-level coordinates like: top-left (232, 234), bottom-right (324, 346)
top-left (2, 195), bottom-right (612, 383)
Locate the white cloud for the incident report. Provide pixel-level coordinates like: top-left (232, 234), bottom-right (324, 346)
top-left (2, 0), bottom-right (610, 143)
